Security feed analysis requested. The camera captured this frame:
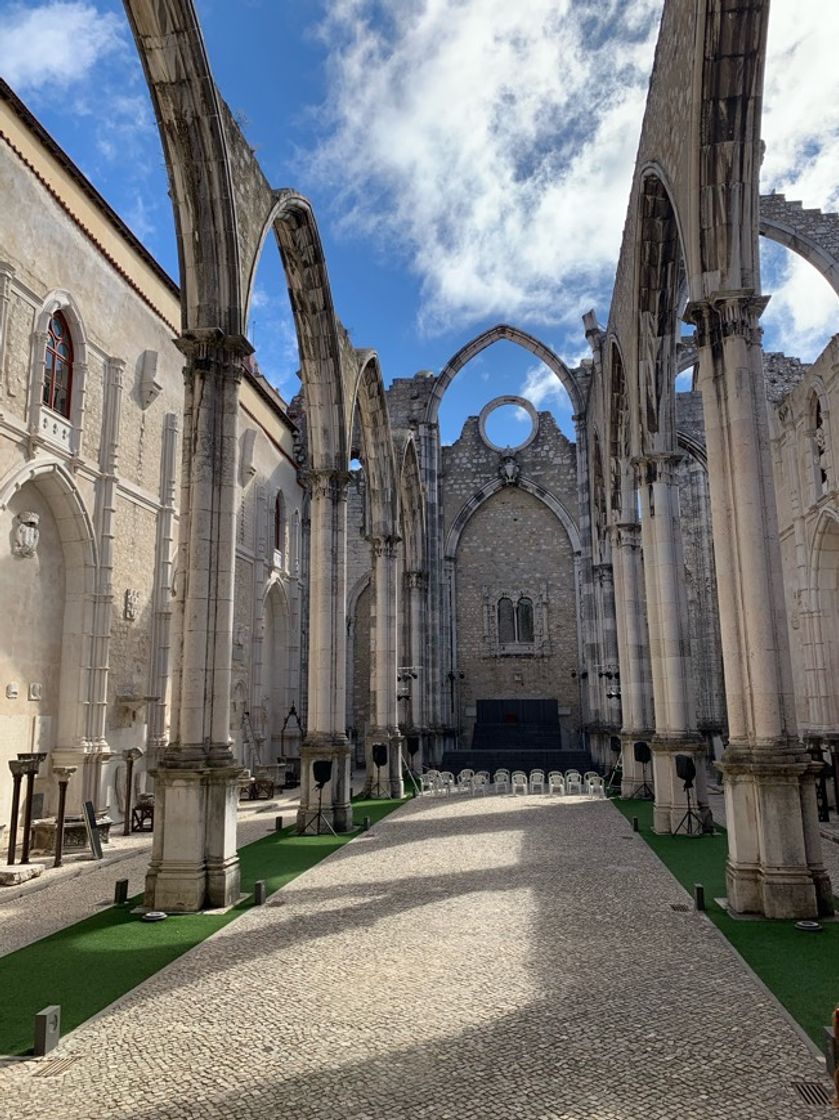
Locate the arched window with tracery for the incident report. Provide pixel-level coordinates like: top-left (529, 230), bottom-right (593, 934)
top-left (43, 311), bottom-right (73, 418)
top-left (517, 597), bottom-right (534, 643)
top-left (497, 596), bottom-right (516, 644)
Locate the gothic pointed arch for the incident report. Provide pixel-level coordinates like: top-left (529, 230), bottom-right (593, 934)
top-left (426, 323), bottom-right (583, 426)
top-left (351, 349), bottom-right (398, 541)
top-left (445, 475), bottom-right (581, 559)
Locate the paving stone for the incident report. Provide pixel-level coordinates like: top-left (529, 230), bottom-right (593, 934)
top-left (0, 794), bottom-right (828, 1119)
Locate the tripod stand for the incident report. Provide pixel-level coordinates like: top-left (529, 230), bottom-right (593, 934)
top-left (630, 760), bottom-right (654, 800)
top-left (673, 779), bottom-right (703, 837)
top-left (300, 759), bottom-right (337, 836)
top-left (370, 743), bottom-right (390, 799)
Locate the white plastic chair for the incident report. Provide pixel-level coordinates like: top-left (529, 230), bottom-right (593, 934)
top-left (529, 769), bottom-right (546, 794)
top-left (420, 772), bottom-right (436, 795)
top-left (547, 771), bottom-right (565, 795)
top-left (493, 768), bottom-right (510, 794)
top-left (565, 769), bottom-right (583, 795)
top-left (587, 774), bottom-right (605, 798)
top-left (473, 771), bottom-right (490, 795)
top-left (511, 770), bottom-right (528, 795)
top-left (456, 768), bottom-right (475, 793)
top-left (583, 770), bottom-right (599, 791)
top-left (439, 771), bottom-right (456, 795)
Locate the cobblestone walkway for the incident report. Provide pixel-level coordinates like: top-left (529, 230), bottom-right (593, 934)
top-left (0, 795), bottom-right (828, 1119)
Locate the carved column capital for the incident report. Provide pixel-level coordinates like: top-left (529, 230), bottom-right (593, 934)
top-left (608, 521), bottom-right (642, 550)
top-left (632, 452), bottom-right (682, 486)
top-left (371, 535), bottom-right (400, 560)
top-left (685, 291), bottom-right (770, 350)
top-left (307, 468), bottom-right (351, 503)
top-left (176, 330), bottom-right (253, 382)
top-left (405, 569), bottom-right (427, 590)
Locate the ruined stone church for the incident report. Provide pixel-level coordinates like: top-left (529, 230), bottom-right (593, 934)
top-left (0, 0), bottom-right (837, 925)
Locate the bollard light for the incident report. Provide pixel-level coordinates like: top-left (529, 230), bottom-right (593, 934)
top-left (274, 816), bottom-right (284, 832)
top-left (632, 816), bottom-right (639, 832)
top-left (114, 879), bottom-right (129, 905)
top-left (254, 880), bottom-right (267, 905)
top-left (693, 883), bottom-right (705, 911)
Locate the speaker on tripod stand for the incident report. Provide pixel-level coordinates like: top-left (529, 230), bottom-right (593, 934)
top-left (630, 741), bottom-right (654, 800)
top-left (301, 758), bottom-right (337, 836)
top-left (371, 743), bottom-right (389, 799)
top-left (673, 754), bottom-right (703, 837)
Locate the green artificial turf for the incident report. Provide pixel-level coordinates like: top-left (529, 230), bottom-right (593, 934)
top-left (0, 795), bottom-right (406, 1056)
top-left (614, 797), bottom-right (839, 1046)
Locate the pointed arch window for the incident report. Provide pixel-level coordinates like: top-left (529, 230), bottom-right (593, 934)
top-left (497, 597), bottom-right (516, 644)
top-left (43, 311), bottom-right (73, 418)
top-left (517, 597), bottom-right (534, 643)
top-left (273, 490), bottom-right (286, 568)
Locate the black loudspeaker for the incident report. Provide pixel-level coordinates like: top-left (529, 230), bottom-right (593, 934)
top-left (407, 738), bottom-right (419, 758)
top-left (675, 754), bottom-right (696, 788)
top-left (372, 743), bottom-right (388, 768)
top-left (312, 759), bottom-right (333, 790)
top-left (610, 736), bottom-right (621, 754)
top-left (633, 741), bottom-right (651, 765)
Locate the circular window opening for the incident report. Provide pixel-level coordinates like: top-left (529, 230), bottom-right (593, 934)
top-left (478, 396), bottom-right (539, 453)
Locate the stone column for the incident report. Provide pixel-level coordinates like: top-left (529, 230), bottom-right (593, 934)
top-left (144, 331), bottom-right (249, 912)
top-left (574, 413), bottom-right (597, 739)
top-left (6, 760), bottom-right (23, 864)
top-left (297, 470), bottom-right (353, 833)
top-left (406, 569), bottom-right (427, 769)
top-left (85, 357), bottom-right (124, 805)
top-left (418, 419), bottom-right (446, 763)
top-left (365, 536), bottom-right (403, 798)
top-left (688, 294), bottom-right (832, 917)
top-left (146, 413), bottom-right (179, 771)
top-left (636, 453), bottom-right (708, 832)
top-left (0, 262), bottom-right (14, 403)
top-left (52, 766), bottom-right (76, 869)
top-left (593, 561), bottom-right (621, 763)
top-left (609, 520), bottom-right (654, 794)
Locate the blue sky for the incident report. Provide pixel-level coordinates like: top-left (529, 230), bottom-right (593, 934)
top-left (1, 0), bottom-right (837, 447)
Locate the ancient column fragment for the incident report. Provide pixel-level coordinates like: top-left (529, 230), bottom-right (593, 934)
top-left (296, 468), bottom-right (353, 833)
top-left (145, 330), bottom-right (248, 912)
top-left (636, 452), bottom-right (709, 832)
top-left (689, 294), bottom-right (833, 918)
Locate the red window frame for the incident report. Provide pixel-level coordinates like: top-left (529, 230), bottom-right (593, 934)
top-left (43, 312), bottom-right (73, 418)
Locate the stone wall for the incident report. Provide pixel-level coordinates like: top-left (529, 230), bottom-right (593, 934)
top-left (442, 409), bottom-right (581, 745)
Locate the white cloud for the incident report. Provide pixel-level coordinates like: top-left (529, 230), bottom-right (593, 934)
top-left (310, 0), bottom-right (662, 334)
top-left (519, 360), bottom-right (571, 412)
top-left (759, 1), bottom-right (839, 355)
top-left (0, 2), bottom-right (124, 92)
top-left (761, 245), bottom-right (839, 362)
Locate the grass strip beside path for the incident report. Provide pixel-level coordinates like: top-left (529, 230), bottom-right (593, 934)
top-left (614, 798), bottom-right (839, 1046)
top-left (0, 796), bottom-right (406, 1056)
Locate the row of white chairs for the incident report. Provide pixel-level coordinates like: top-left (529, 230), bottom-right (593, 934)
top-left (420, 767), bottom-right (605, 798)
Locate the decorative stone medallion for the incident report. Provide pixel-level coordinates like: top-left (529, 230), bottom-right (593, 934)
top-left (13, 511), bottom-right (39, 558)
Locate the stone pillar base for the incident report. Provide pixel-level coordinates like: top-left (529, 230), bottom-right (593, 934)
top-left (144, 760), bottom-right (242, 912)
top-left (720, 743), bottom-right (832, 919)
top-left (651, 736), bottom-right (708, 835)
top-left (297, 735), bottom-right (353, 834)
